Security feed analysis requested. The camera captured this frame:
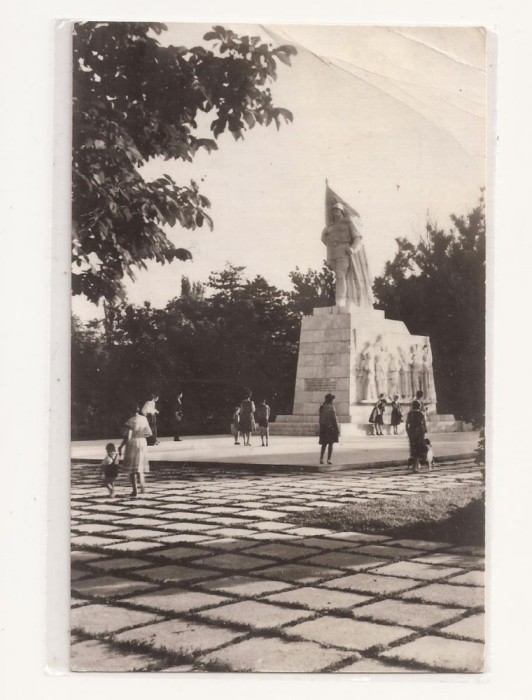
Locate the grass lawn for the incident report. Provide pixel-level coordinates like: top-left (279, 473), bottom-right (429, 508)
top-left (284, 484), bottom-right (485, 545)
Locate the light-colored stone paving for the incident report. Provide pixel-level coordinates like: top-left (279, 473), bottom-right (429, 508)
top-left (71, 459), bottom-right (484, 673)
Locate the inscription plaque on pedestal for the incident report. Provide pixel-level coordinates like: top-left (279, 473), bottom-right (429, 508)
top-left (304, 378), bottom-right (337, 392)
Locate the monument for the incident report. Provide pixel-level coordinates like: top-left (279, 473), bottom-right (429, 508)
top-left (271, 183), bottom-right (470, 436)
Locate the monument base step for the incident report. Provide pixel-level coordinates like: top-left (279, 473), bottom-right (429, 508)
top-left (270, 416), bottom-right (472, 437)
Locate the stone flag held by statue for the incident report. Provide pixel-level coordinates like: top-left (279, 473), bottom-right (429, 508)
top-left (322, 182), bottom-right (374, 308)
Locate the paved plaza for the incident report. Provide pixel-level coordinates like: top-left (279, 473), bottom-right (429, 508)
top-left (71, 431), bottom-right (479, 469)
top-left (71, 457), bottom-right (485, 674)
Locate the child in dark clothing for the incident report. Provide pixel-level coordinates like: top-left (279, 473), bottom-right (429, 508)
top-left (100, 442), bottom-right (119, 496)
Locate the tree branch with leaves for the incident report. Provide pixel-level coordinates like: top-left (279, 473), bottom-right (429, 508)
top-left (72, 22), bottom-right (296, 303)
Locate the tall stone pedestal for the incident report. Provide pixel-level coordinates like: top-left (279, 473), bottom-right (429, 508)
top-left (271, 305), bottom-right (470, 436)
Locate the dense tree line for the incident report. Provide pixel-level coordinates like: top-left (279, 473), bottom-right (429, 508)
top-left (72, 264), bottom-right (333, 438)
top-left (373, 194), bottom-right (485, 422)
top-left (72, 198), bottom-right (485, 438)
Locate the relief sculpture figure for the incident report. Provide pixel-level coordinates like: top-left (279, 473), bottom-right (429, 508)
top-left (411, 345), bottom-right (423, 396)
top-left (422, 344), bottom-right (436, 402)
top-left (361, 347), bottom-right (378, 401)
top-left (398, 346), bottom-right (411, 398)
top-left (374, 340), bottom-right (389, 397)
top-left (387, 351), bottom-right (400, 399)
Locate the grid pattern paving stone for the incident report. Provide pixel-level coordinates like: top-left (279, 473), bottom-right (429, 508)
top-left (355, 545), bottom-right (422, 559)
top-left (116, 518), bottom-right (172, 527)
top-left (295, 537), bottom-right (351, 550)
top-left (381, 634), bottom-right (484, 672)
top-left (322, 532), bottom-right (391, 543)
top-left (201, 528), bottom-right (260, 538)
top-left (71, 569), bottom-right (90, 581)
top-left (372, 561), bottom-right (463, 581)
top-left (247, 532), bottom-right (300, 541)
top-left (72, 575), bottom-right (157, 598)
top-left (241, 543), bottom-right (322, 560)
top-left (286, 616), bottom-right (415, 651)
top-left (103, 540), bottom-right (166, 553)
top-left (253, 563), bottom-right (343, 584)
top-left (400, 583), bottom-right (484, 608)
top-left (71, 458), bottom-right (484, 672)
top-left (156, 522), bottom-right (218, 533)
top-left (440, 613), bottom-right (485, 641)
top-left (195, 538), bottom-right (260, 551)
top-left (71, 639), bottom-right (163, 672)
top-left (197, 600), bottom-right (314, 629)
top-left (71, 603), bottom-right (163, 634)
top-left (302, 551), bottom-right (387, 571)
top-left (388, 539), bottom-right (453, 551)
top-left (73, 523), bottom-right (122, 534)
top-left (195, 575), bottom-right (294, 597)
top-left (88, 557), bottom-right (154, 572)
top-left (123, 588), bottom-right (230, 613)
top-left (247, 521), bottom-right (295, 531)
top-left (154, 546), bottom-right (210, 561)
top-left (351, 599), bottom-right (467, 629)
top-left (108, 528), bottom-right (166, 540)
top-left (412, 553), bottom-right (484, 569)
top-left (140, 564), bottom-right (220, 583)
top-left (190, 553), bottom-right (273, 571)
top-left (115, 619), bottom-right (245, 657)
top-left (244, 509), bottom-right (291, 520)
top-left (71, 550), bottom-right (108, 564)
top-left (322, 572), bottom-right (420, 596)
top-left (157, 534), bottom-right (213, 544)
top-left (71, 535), bottom-right (122, 547)
top-left (447, 571), bottom-right (485, 587)
top-left (199, 635), bottom-right (353, 672)
top-left (264, 586), bottom-right (372, 611)
top-left (285, 527), bottom-right (337, 537)
top-left (338, 657), bottom-right (418, 673)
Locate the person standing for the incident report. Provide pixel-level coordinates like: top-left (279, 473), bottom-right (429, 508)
top-left (390, 395), bottom-right (403, 435)
top-left (141, 394), bottom-right (159, 445)
top-left (239, 389), bottom-right (256, 447)
top-left (119, 404), bottom-right (152, 496)
top-left (173, 391), bottom-right (184, 442)
top-left (413, 390), bottom-right (427, 415)
top-left (255, 399), bottom-right (271, 447)
top-left (405, 399), bottom-right (427, 473)
top-left (231, 405), bottom-right (241, 445)
top-left (319, 393), bottom-right (339, 465)
top-left (370, 394), bottom-right (386, 436)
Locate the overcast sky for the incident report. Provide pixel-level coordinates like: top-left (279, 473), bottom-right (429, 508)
top-left (72, 23), bottom-right (486, 320)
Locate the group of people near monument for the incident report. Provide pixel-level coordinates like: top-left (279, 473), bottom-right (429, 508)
top-left (231, 389), bottom-right (271, 447)
top-left (319, 390), bottom-right (433, 472)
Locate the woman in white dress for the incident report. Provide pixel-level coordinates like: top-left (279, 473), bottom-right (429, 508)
top-left (118, 405), bottom-right (152, 497)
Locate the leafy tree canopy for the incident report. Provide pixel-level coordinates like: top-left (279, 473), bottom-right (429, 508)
top-left (373, 194), bottom-right (485, 420)
top-left (72, 22), bottom-right (296, 303)
top-left (289, 263), bottom-right (335, 315)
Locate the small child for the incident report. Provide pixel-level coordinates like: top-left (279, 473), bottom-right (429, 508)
top-left (423, 438), bottom-right (435, 470)
top-left (390, 395), bottom-right (403, 435)
top-left (255, 399), bottom-right (271, 447)
top-left (231, 406), bottom-right (241, 445)
top-left (100, 442), bottom-right (119, 496)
